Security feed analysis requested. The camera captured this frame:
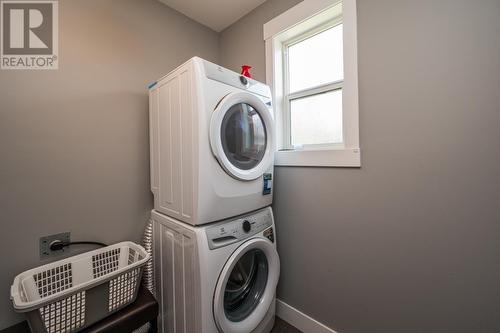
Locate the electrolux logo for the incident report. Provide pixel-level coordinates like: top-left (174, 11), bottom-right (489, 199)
top-left (1, 0), bottom-right (58, 70)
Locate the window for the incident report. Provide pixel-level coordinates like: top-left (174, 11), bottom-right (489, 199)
top-left (286, 22), bottom-right (344, 147)
top-left (264, 0), bottom-right (360, 167)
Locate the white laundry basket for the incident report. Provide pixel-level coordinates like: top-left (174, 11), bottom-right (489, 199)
top-left (11, 242), bottom-right (150, 333)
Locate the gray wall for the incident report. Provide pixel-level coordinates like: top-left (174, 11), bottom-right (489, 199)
top-left (0, 0), bottom-right (218, 329)
top-left (221, 0), bottom-right (500, 332)
top-left (219, 0), bottom-right (301, 82)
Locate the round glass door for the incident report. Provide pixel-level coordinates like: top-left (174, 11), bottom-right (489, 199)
top-left (224, 249), bottom-right (269, 321)
top-left (213, 238), bottom-right (280, 333)
top-left (210, 92), bottom-right (274, 181)
top-left (220, 103), bottom-right (267, 171)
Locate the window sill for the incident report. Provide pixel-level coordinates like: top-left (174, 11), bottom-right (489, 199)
top-left (274, 148), bottom-right (361, 167)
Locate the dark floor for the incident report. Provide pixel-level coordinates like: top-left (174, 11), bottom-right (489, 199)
top-left (0, 322), bottom-right (27, 333)
top-left (2, 317), bottom-right (302, 333)
top-left (272, 317), bottom-right (303, 333)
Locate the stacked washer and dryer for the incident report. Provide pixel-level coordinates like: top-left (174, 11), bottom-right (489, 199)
top-left (148, 57), bottom-right (280, 333)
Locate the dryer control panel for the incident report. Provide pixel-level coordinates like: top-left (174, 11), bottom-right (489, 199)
top-left (206, 208), bottom-right (273, 250)
top-left (202, 59), bottom-right (272, 99)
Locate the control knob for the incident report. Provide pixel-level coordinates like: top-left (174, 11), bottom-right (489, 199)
top-left (242, 220), bottom-right (251, 233)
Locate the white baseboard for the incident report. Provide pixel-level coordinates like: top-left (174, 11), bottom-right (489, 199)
top-left (276, 299), bottom-right (338, 333)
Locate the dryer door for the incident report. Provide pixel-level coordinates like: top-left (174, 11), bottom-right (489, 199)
top-left (210, 92), bottom-right (274, 181)
top-left (213, 238), bottom-right (280, 333)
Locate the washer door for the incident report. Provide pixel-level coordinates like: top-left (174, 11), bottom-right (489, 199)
top-left (213, 238), bottom-right (280, 333)
top-left (210, 92), bottom-right (274, 181)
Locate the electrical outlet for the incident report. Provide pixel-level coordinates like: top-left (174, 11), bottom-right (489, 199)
top-left (40, 232), bottom-right (70, 259)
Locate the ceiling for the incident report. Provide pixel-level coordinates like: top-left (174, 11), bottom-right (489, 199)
top-left (158, 0), bottom-right (267, 32)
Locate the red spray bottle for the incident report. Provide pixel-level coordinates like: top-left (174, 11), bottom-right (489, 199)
top-left (241, 65), bottom-right (252, 78)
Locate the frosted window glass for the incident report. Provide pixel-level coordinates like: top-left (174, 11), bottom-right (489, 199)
top-left (288, 24), bottom-right (343, 93)
top-left (290, 90), bottom-right (343, 145)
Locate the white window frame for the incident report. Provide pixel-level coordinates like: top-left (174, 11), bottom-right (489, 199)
top-left (264, 0), bottom-right (360, 167)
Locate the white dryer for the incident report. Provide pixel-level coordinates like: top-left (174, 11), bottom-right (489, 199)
top-left (151, 207), bottom-right (280, 333)
top-left (149, 57), bottom-right (275, 225)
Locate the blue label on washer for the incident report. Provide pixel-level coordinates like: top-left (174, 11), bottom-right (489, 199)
top-left (263, 173), bottom-right (272, 195)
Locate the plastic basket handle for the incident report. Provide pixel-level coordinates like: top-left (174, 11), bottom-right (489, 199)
top-left (10, 284), bottom-right (22, 306)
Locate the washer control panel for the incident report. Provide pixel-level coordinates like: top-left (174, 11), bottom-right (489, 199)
top-left (206, 208), bottom-right (273, 250)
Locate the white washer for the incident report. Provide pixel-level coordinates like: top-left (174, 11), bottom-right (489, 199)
top-left (151, 207), bottom-right (279, 333)
top-left (149, 57), bottom-right (275, 225)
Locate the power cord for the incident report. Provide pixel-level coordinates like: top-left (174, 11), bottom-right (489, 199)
top-left (49, 240), bottom-right (107, 251)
